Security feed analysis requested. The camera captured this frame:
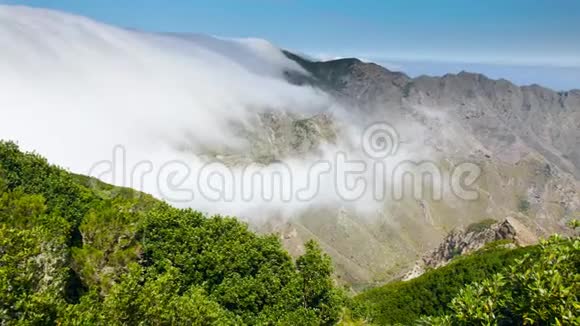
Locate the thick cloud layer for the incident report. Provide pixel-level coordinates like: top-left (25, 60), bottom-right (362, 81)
top-left (0, 6), bottom-right (440, 221)
top-left (0, 6), bottom-right (326, 214)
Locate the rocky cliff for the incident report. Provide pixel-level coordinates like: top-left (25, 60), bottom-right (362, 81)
top-left (403, 217), bottom-right (538, 280)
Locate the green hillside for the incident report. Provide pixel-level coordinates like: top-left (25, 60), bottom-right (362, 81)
top-left (1, 140), bottom-right (578, 325)
top-left (353, 236), bottom-right (579, 325)
top-left (0, 141), bottom-right (345, 325)
top-left (352, 244), bottom-right (538, 324)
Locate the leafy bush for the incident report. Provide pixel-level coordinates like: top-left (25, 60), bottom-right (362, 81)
top-left (422, 234), bottom-right (579, 325)
top-left (0, 141), bottom-right (345, 324)
top-left (518, 199), bottom-right (531, 213)
top-left (353, 245), bottom-right (538, 325)
top-left (465, 218), bottom-right (497, 233)
top-left (0, 186), bottom-right (70, 323)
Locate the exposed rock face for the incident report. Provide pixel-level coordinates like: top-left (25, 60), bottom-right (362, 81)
top-left (286, 54), bottom-right (580, 177)
top-left (219, 52), bottom-right (580, 286)
top-left (403, 217), bottom-right (538, 280)
top-left (273, 53), bottom-right (580, 285)
top-left (205, 111), bottom-right (338, 166)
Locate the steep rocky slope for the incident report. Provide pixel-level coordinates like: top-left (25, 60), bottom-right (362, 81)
top-left (286, 53), bottom-right (580, 176)
top-left (255, 53), bottom-right (580, 286)
top-left (403, 217), bottom-right (538, 280)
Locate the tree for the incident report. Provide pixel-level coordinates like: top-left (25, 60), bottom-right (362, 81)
top-left (297, 240), bottom-right (344, 325)
top-left (60, 263), bottom-right (239, 325)
top-left (0, 188), bottom-right (69, 324)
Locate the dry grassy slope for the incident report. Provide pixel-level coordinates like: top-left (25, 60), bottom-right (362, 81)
top-left (267, 155), bottom-right (578, 286)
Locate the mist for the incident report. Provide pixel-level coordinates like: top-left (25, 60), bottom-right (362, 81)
top-left (0, 6), bottom-right (441, 222)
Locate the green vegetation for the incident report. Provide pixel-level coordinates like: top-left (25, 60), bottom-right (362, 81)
top-left (402, 81), bottom-right (414, 97)
top-left (518, 198), bottom-right (531, 213)
top-left (465, 218), bottom-right (497, 233)
top-left (353, 244), bottom-right (539, 325)
top-left (422, 234), bottom-right (579, 325)
top-left (0, 141), bottom-right (344, 325)
top-left (1, 140), bottom-right (578, 325)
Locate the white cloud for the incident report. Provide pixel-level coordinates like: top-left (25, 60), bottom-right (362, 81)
top-left (0, 5), bottom-right (443, 222)
top-left (0, 6), bottom-right (381, 220)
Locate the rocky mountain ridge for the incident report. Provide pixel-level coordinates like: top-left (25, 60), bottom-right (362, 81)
top-left (262, 52), bottom-right (580, 286)
top-left (403, 216), bottom-right (538, 280)
top-left (188, 51), bottom-right (579, 287)
top-left (285, 52), bottom-right (580, 176)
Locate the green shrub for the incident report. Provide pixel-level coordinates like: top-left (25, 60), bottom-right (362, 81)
top-left (423, 235), bottom-right (579, 325)
top-left (465, 218), bottom-right (497, 233)
top-left (0, 141), bottom-right (345, 325)
top-left (353, 245), bottom-right (538, 325)
top-left (518, 199), bottom-right (531, 213)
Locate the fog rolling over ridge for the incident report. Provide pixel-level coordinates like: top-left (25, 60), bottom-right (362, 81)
top-left (0, 5), bottom-right (319, 157)
top-left (0, 5), bottom-right (387, 218)
top-left (1, 5), bottom-right (579, 285)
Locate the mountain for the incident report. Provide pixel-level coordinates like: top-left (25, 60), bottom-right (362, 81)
top-left (285, 53), bottom-right (580, 177)
top-left (1, 6), bottom-right (579, 325)
top-left (250, 52), bottom-right (580, 286)
top-left (0, 5), bottom-right (578, 289)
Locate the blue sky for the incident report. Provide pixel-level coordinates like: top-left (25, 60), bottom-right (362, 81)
top-left (4, 0), bottom-right (580, 90)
